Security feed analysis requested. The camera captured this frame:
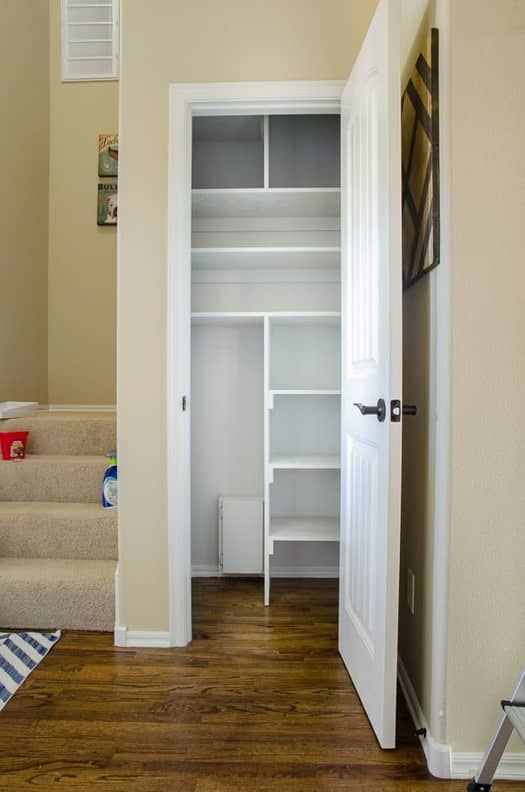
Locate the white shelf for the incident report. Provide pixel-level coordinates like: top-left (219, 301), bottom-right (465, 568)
top-left (270, 454), bottom-right (340, 470)
top-left (192, 247), bottom-right (340, 270)
top-left (192, 189), bottom-right (340, 220)
top-left (269, 517), bottom-right (340, 543)
top-left (270, 389), bottom-right (341, 397)
top-left (191, 312), bottom-right (265, 326)
top-left (192, 311), bottom-right (340, 327)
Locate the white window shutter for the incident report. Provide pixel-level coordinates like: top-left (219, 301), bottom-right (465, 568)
top-left (61, 0), bottom-right (119, 82)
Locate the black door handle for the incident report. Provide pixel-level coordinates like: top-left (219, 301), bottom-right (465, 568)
top-left (353, 398), bottom-right (386, 423)
top-left (390, 400), bottom-right (417, 421)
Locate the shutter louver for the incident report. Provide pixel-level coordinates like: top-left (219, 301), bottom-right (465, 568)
top-left (61, 0), bottom-right (119, 81)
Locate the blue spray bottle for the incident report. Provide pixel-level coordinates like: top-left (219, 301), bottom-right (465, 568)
top-left (102, 449), bottom-right (118, 508)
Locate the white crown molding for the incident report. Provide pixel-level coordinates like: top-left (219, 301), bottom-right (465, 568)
top-left (191, 565), bottom-right (339, 578)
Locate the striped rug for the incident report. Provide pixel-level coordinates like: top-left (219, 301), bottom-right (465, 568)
top-left (0, 631), bottom-right (60, 710)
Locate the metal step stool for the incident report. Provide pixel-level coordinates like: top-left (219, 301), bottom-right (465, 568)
top-left (467, 668), bottom-right (525, 791)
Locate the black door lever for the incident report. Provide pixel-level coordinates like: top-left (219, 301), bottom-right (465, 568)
top-left (353, 398), bottom-right (386, 423)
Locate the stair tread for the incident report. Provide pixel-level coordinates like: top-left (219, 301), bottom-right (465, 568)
top-left (0, 501), bottom-right (115, 516)
top-left (3, 412), bottom-right (116, 423)
top-left (0, 557), bottom-right (117, 580)
top-left (1, 415), bottom-right (116, 457)
top-left (11, 454), bottom-right (107, 464)
top-left (0, 558), bottom-right (116, 631)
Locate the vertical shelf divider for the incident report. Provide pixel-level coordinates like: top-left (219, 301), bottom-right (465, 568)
top-left (263, 315), bottom-right (271, 605)
top-left (263, 115), bottom-right (270, 190)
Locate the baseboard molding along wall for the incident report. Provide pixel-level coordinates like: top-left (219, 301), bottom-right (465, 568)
top-left (114, 627), bottom-right (171, 648)
top-left (191, 565), bottom-right (339, 578)
top-left (398, 657), bottom-right (525, 781)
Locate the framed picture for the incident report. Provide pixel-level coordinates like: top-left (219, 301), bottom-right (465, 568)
top-left (401, 28), bottom-right (440, 289)
top-left (98, 133), bottom-right (119, 177)
top-left (97, 183), bottom-right (118, 225)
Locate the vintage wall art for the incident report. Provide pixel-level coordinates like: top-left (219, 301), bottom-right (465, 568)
top-left (97, 183), bottom-right (118, 226)
top-left (401, 28), bottom-right (440, 289)
top-left (98, 134), bottom-right (119, 177)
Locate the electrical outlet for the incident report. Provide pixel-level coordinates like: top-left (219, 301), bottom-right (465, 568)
top-left (407, 568), bottom-right (415, 615)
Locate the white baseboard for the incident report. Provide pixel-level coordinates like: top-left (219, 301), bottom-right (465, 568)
top-left (398, 657), bottom-right (525, 781)
top-left (191, 564), bottom-right (339, 578)
top-left (451, 752), bottom-right (525, 781)
top-left (398, 656), bottom-right (452, 778)
top-left (44, 404), bottom-right (116, 413)
top-left (114, 626), bottom-right (171, 648)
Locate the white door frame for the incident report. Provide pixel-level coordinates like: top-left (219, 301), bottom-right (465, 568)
top-left (166, 81), bottom-right (344, 648)
top-left (165, 79), bottom-right (452, 753)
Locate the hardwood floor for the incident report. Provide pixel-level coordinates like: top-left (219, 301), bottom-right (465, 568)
top-left (0, 578), bottom-right (521, 791)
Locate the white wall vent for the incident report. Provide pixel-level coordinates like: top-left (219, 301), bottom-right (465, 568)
top-left (61, 0), bottom-right (119, 82)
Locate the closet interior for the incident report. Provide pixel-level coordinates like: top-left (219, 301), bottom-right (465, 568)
top-left (190, 113), bottom-right (341, 603)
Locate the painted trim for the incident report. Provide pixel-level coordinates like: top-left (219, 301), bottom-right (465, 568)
top-left (167, 81), bottom-right (344, 649)
top-left (45, 404), bottom-right (117, 413)
top-left (191, 565), bottom-right (339, 578)
top-left (113, 563), bottom-right (120, 645)
top-left (398, 656), bottom-right (451, 778)
top-left (451, 752), bottom-right (525, 782)
top-left (428, 0), bottom-right (452, 744)
top-left (113, 627), bottom-right (172, 648)
top-left (398, 658), bottom-right (525, 781)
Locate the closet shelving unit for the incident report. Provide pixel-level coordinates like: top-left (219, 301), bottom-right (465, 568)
top-left (191, 114), bottom-right (341, 604)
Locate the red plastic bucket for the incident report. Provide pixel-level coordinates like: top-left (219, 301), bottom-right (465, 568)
top-left (0, 431), bottom-right (29, 460)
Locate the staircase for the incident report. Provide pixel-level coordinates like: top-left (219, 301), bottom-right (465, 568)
top-left (0, 412), bottom-right (117, 631)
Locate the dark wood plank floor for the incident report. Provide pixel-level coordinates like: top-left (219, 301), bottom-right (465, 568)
top-left (0, 578), bottom-right (521, 791)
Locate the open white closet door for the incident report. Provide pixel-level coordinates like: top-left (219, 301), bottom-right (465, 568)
top-left (338, 0), bottom-right (403, 749)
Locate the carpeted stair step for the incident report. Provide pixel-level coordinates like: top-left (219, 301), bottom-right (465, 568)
top-left (1, 412), bottom-right (116, 456)
top-left (0, 502), bottom-right (117, 560)
top-left (0, 455), bottom-right (106, 503)
top-left (0, 558), bottom-right (116, 631)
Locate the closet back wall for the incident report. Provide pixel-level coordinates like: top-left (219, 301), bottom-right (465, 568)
top-left (191, 323), bottom-right (264, 572)
top-left (118, 0), bottom-right (378, 630)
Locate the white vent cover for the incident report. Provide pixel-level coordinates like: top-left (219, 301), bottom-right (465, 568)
top-left (61, 0), bottom-right (119, 82)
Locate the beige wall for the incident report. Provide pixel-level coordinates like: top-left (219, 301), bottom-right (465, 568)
top-left (117, 0), bottom-right (377, 630)
top-left (47, 0), bottom-right (119, 405)
top-left (445, 0), bottom-right (525, 753)
top-left (0, 0), bottom-right (49, 404)
top-left (118, 0), bottom-right (525, 765)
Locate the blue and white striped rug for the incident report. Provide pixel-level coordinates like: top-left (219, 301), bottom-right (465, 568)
top-left (0, 631), bottom-right (60, 711)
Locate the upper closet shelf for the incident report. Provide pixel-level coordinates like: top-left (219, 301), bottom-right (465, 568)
top-left (191, 311), bottom-right (340, 326)
top-left (192, 189), bottom-right (340, 220)
top-left (192, 247), bottom-right (341, 270)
